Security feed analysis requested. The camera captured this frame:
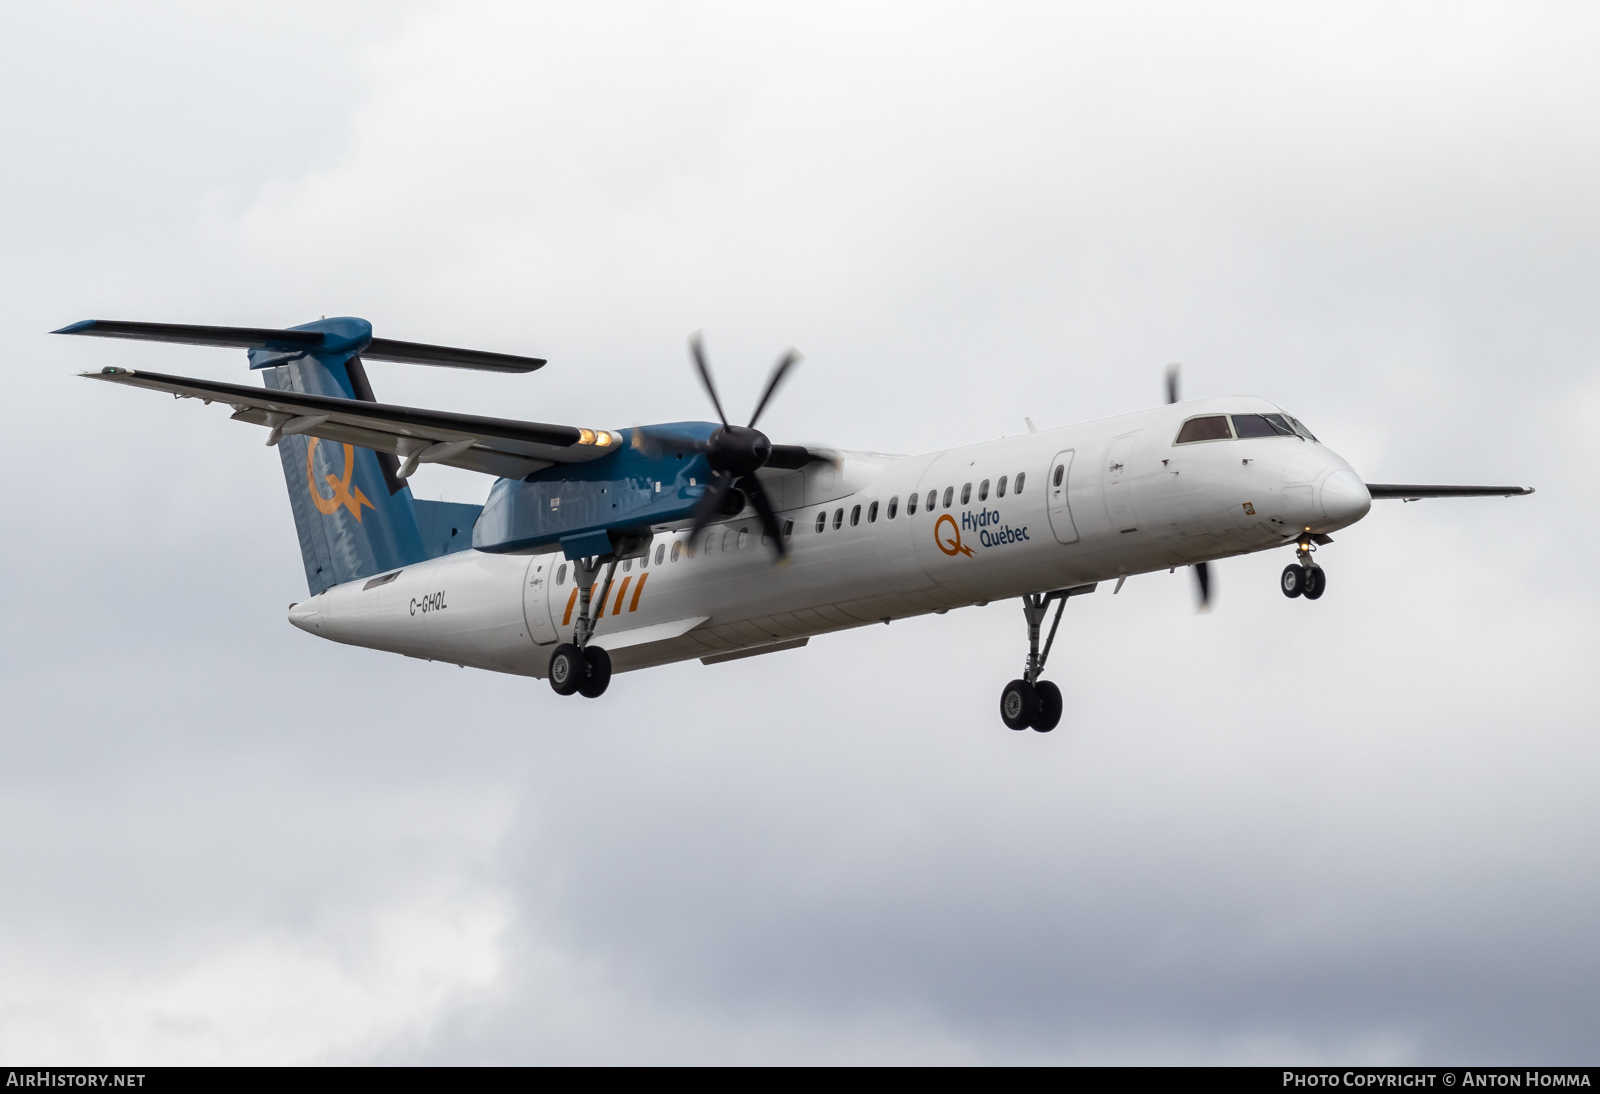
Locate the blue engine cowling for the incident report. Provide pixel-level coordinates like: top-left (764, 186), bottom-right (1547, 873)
top-left (473, 423), bottom-right (718, 559)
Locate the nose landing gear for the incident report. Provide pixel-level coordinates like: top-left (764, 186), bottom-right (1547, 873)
top-left (1000, 585), bottom-right (1094, 733)
top-left (548, 555), bottom-right (618, 698)
top-left (1281, 534), bottom-right (1329, 600)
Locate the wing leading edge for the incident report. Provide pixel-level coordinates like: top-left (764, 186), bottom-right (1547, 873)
top-left (1365, 484), bottom-right (1535, 500)
top-left (84, 367), bottom-right (620, 480)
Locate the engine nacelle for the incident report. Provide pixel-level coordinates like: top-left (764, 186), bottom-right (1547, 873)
top-left (473, 423), bottom-right (717, 559)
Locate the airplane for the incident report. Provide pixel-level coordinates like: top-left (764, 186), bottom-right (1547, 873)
top-left (60, 316), bottom-right (1534, 732)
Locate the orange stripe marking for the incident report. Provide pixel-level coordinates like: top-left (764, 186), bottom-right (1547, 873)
top-left (612, 576), bottom-right (632, 616)
top-left (562, 588), bottom-right (579, 626)
top-left (629, 572), bottom-right (648, 611)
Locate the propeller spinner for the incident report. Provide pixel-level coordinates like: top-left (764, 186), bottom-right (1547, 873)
top-left (638, 334), bottom-right (804, 560)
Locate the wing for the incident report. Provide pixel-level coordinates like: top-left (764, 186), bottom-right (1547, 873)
top-left (85, 366), bottom-right (620, 480)
top-left (1366, 484), bottom-right (1535, 500)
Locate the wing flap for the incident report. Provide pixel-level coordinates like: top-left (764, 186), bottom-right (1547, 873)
top-left (87, 367), bottom-right (615, 478)
top-left (592, 616), bottom-right (710, 652)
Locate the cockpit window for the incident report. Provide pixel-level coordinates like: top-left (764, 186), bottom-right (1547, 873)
top-left (1174, 415), bottom-right (1233, 444)
top-left (1232, 413), bottom-right (1298, 439)
top-left (1288, 416), bottom-right (1319, 442)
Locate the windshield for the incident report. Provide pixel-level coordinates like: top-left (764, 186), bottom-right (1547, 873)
top-left (1232, 413), bottom-right (1296, 438)
top-left (1176, 412), bottom-right (1321, 445)
top-left (1229, 412), bottom-right (1318, 442)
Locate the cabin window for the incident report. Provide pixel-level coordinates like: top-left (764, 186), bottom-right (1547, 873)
top-left (960, 483), bottom-right (971, 505)
top-left (997, 475), bottom-right (1007, 498)
top-left (978, 480), bottom-right (989, 501)
top-left (868, 501), bottom-right (879, 523)
top-left (942, 486), bottom-right (954, 508)
top-left (1175, 415), bottom-right (1233, 444)
top-left (783, 518), bottom-right (794, 538)
top-left (833, 507), bottom-right (844, 530)
top-left (815, 511), bottom-right (827, 533)
top-left (850, 504), bottom-right (861, 526)
top-left (1014, 471), bottom-right (1026, 493)
top-left (671, 541), bottom-right (682, 562)
top-left (737, 528), bottom-right (748, 550)
top-left (1232, 413), bottom-right (1296, 439)
top-left (1053, 464), bottom-right (1064, 487)
top-left (655, 544), bottom-right (665, 566)
top-left (926, 490), bottom-right (937, 511)
top-left (722, 529), bottom-right (734, 552)
top-left (906, 492), bottom-right (918, 515)
top-left (622, 558), bottom-right (632, 572)
top-left (556, 564), bottom-right (567, 585)
top-left (888, 496), bottom-right (899, 519)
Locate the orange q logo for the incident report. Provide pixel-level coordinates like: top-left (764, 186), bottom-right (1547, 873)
top-left (935, 513), bottom-right (974, 557)
top-left (306, 437), bottom-right (375, 521)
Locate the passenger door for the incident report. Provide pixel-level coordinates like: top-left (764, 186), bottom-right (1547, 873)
top-left (1046, 449), bottom-right (1080, 544)
top-left (522, 556), bottom-right (560, 646)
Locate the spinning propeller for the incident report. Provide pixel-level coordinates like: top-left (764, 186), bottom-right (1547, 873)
top-left (636, 334), bottom-right (811, 560)
top-left (1166, 363), bottom-right (1212, 612)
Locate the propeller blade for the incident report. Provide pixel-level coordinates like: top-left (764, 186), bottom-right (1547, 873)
top-left (739, 475), bottom-right (788, 561)
top-left (1193, 561), bottom-right (1211, 612)
top-left (1165, 363), bottom-right (1181, 405)
top-left (688, 332), bottom-right (730, 428)
top-left (687, 470), bottom-right (736, 547)
top-left (747, 349), bottom-right (800, 430)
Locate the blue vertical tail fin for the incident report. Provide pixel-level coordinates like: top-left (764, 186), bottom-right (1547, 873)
top-left (255, 318), bottom-right (429, 595)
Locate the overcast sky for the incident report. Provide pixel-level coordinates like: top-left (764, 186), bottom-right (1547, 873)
top-left (2, 1), bottom-right (1596, 1064)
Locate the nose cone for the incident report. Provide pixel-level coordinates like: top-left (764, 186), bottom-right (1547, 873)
top-left (288, 600), bottom-right (324, 634)
top-left (1319, 469), bottom-right (1371, 530)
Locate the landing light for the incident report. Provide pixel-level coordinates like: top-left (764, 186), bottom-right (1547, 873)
top-left (577, 429), bottom-right (596, 445)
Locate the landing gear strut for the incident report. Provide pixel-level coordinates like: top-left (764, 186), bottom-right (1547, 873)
top-left (1000, 586), bottom-right (1092, 733)
top-left (549, 555), bottom-right (618, 698)
top-left (1281, 534), bottom-right (1328, 601)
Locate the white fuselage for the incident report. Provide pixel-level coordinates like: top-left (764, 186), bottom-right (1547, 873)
top-left (287, 395), bottom-right (1372, 677)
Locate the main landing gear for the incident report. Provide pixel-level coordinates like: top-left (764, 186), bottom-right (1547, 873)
top-left (1281, 534), bottom-right (1329, 601)
top-left (548, 555), bottom-right (616, 699)
top-left (1000, 586), bottom-right (1093, 733)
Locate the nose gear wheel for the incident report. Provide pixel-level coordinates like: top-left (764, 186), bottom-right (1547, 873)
top-left (1282, 534), bottom-right (1328, 601)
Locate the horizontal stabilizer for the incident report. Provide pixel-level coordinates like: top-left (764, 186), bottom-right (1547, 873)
top-left (54, 319), bottom-right (321, 351)
top-left (54, 319), bottom-right (545, 373)
top-left (1366, 483), bottom-right (1535, 500)
top-left (84, 366), bottom-right (620, 480)
top-left (362, 337), bottom-right (544, 373)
